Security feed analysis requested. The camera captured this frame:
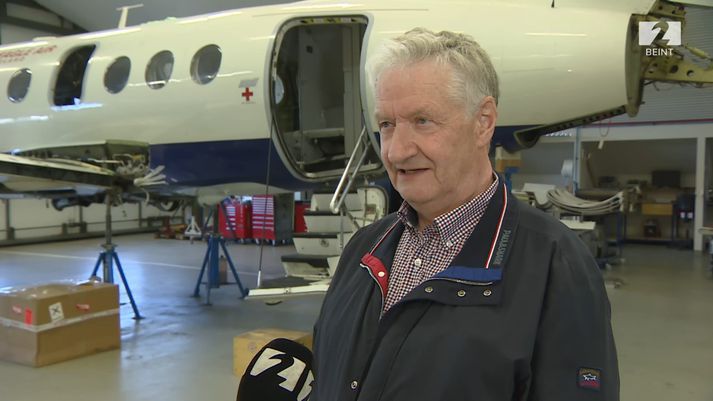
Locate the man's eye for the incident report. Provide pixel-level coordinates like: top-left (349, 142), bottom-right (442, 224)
top-left (416, 117), bottom-right (430, 125)
top-left (379, 121), bottom-right (394, 130)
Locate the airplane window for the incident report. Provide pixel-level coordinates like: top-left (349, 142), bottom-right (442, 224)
top-left (145, 50), bottom-right (174, 89)
top-left (8, 68), bottom-right (32, 103)
top-left (104, 56), bottom-right (131, 94)
top-left (191, 44), bottom-right (222, 85)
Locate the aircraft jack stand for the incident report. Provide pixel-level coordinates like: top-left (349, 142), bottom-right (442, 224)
top-left (193, 233), bottom-right (248, 305)
top-left (91, 243), bottom-right (144, 320)
top-left (89, 191), bottom-right (143, 320)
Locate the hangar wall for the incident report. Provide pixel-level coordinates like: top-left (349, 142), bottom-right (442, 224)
top-left (512, 122), bottom-right (713, 251)
top-left (0, 1), bottom-right (76, 44)
top-left (0, 22), bottom-right (49, 43)
top-left (513, 128), bottom-right (702, 190)
top-left (0, 200), bottom-right (182, 243)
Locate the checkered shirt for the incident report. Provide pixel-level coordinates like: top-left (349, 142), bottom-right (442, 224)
top-left (383, 174), bottom-right (499, 314)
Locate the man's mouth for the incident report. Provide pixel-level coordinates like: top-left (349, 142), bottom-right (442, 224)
top-left (397, 168), bottom-right (428, 175)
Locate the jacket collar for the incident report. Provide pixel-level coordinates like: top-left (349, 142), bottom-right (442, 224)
top-left (360, 175), bottom-right (520, 298)
top-left (359, 216), bottom-right (403, 301)
top-left (438, 176), bottom-right (519, 281)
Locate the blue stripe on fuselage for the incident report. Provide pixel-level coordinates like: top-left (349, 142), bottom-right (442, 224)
top-left (150, 138), bottom-right (311, 190)
top-left (149, 124), bottom-right (537, 190)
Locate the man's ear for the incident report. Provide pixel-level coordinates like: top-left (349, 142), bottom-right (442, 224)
top-left (474, 96), bottom-right (498, 147)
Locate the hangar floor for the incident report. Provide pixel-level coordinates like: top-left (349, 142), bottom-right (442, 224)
top-left (0, 234), bottom-right (712, 401)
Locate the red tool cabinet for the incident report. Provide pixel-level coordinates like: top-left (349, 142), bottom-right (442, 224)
top-left (252, 194), bottom-right (294, 245)
top-left (218, 198), bottom-right (252, 241)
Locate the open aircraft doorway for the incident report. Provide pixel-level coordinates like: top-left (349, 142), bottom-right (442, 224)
top-left (53, 45), bottom-right (96, 106)
top-left (270, 16), bottom-right (382, 182)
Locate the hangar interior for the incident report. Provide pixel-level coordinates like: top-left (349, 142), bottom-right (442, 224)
top-left (0, 1), bottom-right (712, 400)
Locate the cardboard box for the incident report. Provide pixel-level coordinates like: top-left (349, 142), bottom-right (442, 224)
top-left (642, 202), bottom-right (673, 216)
top-left (494, 147), bottom-right (522, 173)
top-left (0, 281), bottom-right (120, 367)
top-left (233, 328), bottom-right (312, 376)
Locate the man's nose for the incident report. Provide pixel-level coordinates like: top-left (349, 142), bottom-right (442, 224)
top-left (387, 124), bottom-right (417, 163)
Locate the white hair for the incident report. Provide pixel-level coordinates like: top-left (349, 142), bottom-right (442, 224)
top-left (369, 27), bottom-right (500, 115)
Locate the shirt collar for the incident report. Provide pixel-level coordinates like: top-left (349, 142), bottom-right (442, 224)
top-left (396, 173), bottom-right (499, 241)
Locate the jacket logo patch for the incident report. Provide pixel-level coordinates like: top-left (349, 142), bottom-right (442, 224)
top-left (577, 367), bottom-right (601, 391)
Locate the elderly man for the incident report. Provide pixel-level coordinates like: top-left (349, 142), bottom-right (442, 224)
top-left (312, 28), bottom-right (618, 401)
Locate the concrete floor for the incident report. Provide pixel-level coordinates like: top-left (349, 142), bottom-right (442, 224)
top-left (0, 234), bottom-right (712, 400)
top-left (607, 246), bottom-right (713, 400)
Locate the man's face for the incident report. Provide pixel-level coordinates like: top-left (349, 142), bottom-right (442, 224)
top-left (375, 60), bottom-right (493, 220)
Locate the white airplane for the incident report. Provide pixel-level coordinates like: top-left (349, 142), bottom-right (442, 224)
top-left (0, 0), bottom-right (711, 210)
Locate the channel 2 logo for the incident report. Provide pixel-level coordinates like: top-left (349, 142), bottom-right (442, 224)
top-left (639, 21), bottom-right (681, 46)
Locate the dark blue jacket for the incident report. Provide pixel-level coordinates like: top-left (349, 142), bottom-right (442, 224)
top-left (313, 180), bottom-right (619, 401)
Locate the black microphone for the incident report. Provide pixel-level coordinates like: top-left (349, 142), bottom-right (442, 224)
top-left (236, 338), bottom-right (314, 401)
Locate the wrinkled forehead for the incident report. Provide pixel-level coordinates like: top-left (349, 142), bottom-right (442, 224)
top-left (374, 60), bottom-right (454, 97)
top-left (374, 61), bottom-right (470, 118)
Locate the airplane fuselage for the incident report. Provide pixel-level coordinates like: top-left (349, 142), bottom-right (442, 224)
top-left (0, 0), bottom-right (660, 198)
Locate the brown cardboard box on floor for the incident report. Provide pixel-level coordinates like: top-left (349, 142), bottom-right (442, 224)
top-left (233, 328), bottom-right (312, 377)
top-left (642, 202), bottom-right (673, 216)
top-left (0, 281), bottom-right (120, 367)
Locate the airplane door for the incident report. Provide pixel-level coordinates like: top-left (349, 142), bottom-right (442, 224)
top-left (269, 16), bottom-right (383, 183)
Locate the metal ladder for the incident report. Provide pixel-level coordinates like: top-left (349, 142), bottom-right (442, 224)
top-left (330, 126), bottom-right (378, 249)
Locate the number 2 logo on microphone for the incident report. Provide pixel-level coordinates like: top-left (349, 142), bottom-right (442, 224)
top-left (249, 347), bottom-right (313, 401)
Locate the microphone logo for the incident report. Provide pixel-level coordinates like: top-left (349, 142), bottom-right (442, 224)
top-left (249, 347), bottom-right (313, 401)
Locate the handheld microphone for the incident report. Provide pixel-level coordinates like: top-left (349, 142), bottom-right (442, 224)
top-left (236, 338), bottom-right (314, 401)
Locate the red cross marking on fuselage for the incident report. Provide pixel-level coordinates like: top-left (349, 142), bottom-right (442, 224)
top-left (242, 87), bottom-right (254, 102)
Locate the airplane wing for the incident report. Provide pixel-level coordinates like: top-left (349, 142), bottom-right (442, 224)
top-left (0, 153), bottom-right (115, 198)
